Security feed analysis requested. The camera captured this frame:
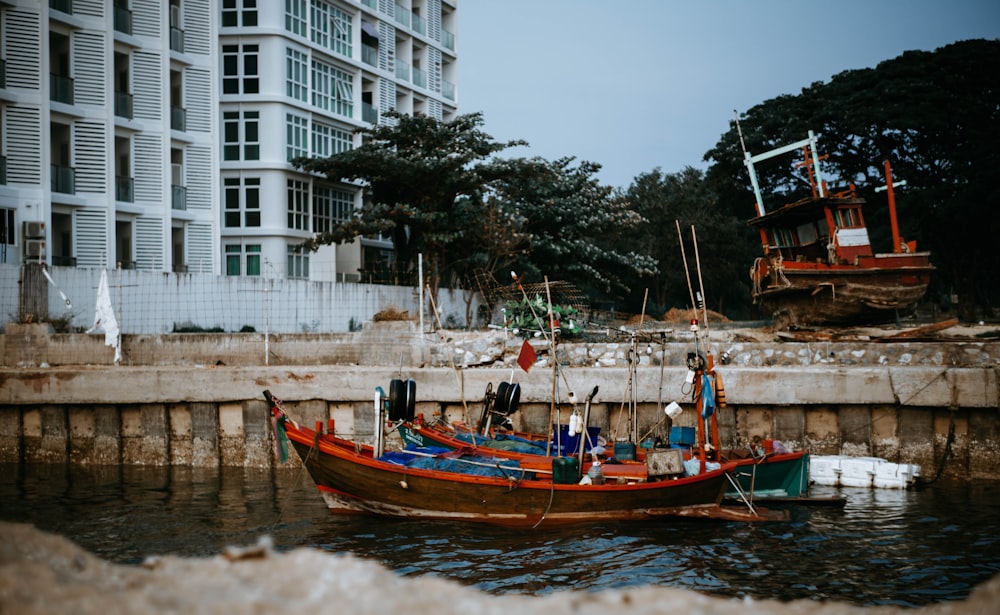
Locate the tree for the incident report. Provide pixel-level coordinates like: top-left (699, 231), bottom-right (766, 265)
top-left (623, 167), bottom-right (757, 319)
top-left (504, 157), bottom-right (657, 301)
top-left (294, 111), bottom-right (526, 300)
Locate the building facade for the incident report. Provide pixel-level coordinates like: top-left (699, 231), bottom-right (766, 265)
top-left (0, 0), bottom-right (458, 281)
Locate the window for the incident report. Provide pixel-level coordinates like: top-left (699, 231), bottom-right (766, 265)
top-left (312, 60), bottom-right (353, 117)
top-left (223, 110), bottom-right (260, 161)
top-left (223, 176), bottom-right (261, 227)
top-left (286, 114), bottom-right (308, 161)
top-left (834, 207), bottom-right (862, 229)
top-left (312, 122), bottom-right (352, 158)
top-left (225, 243), bottom-right (261, 276)
top-left (285, 0), bottom-right (307, 36)
top-left (221, 0), bottom-right (258, 27)
top-left (287, 179), bottom-right (309, 230)
top-left (313, 186), bottom-right (355, 234)
top-left (222, 44), bottom-right (259, 95)
top-left (286, 48), bottom-right (309, 101)
top-left (287, 245), bottom-right (309, 279)
top-left (311, 1), bottom-right (352, 58)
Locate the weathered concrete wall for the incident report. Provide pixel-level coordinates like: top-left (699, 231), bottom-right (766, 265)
top-left (3, 322), bottom-right (998, 476)
top-left (1, 364), bottom-right (998, 479)
top-left (4, 323), bottom-right (1000, 369)
top-left (2, 322), bottom-right (430, 368)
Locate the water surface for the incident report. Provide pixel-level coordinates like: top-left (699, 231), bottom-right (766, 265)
top-left (2, 463), bottom-right (998, 607)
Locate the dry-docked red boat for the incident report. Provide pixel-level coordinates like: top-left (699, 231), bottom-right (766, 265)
top-left (264, 390), bottom-right (783, 527)
top-left (743, 131), bottom-right (933, 327)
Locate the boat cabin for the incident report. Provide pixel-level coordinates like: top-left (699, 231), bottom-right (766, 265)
top-left (750, 192), bottom-right (874, 266)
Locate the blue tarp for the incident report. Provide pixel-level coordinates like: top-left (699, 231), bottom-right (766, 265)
top-left (379, 445), bottom-right (528, 479)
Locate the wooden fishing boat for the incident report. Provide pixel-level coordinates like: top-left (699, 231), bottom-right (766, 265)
top-left (742, 130), bottom-right (934, 327)
top-left (400, 400), bottom-right (813, 501)
top-left (265, 391), bottom-right (785, 527)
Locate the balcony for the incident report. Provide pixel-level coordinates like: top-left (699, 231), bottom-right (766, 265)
top-left (114, 5), bottom-right (132, 35)
top-left (442, 29), bottom-right (455, 52)
top-left (442, 79), bottom-right (455, 101)
top-left (171, 106), bottom-right (186, 131)
top-left (170, 27), bottom-right (185, 53)
top-left (172, 263), bottom-right (189, 273)
top-left (172, 185), bottom-right (187, 210)
top-left (395, 60), bottom-right (410, 82)
top-left (116, 260), bottom-right (136, 270)
top-left (49, 0), bottom-right (72, 15)
top-left (362, 102), bottom-right (378, 124)
top-left (412, 13), bottom-right (426, 36)
top-left (393, 3), bottom-right (410, 28)
top-left (116, 176), bottom-right (134, 202)
top-left (359, 263), bottom-right (418, 286)
top-left (50, 73), bottom-right (74, 104)
top-left (52, 255), bottom-right (77, 267)
top-left (115, 91), bottom-right (133, 119)
top-left (362, 43), bottom-right (377, 67)
top-left (412, 66), bottom-right (426, 89)
top-left (51, 164), bottom-right (76, 194)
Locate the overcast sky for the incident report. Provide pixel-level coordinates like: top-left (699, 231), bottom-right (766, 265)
top-left (456, 0), bottom-right (1000, 189)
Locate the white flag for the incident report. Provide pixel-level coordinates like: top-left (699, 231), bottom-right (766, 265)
top-left (87, 269), bottom-right (121, 365)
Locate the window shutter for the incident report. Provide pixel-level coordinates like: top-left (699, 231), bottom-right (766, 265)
top-left (75, 208), bottom-right (108, 268)
top-left (135, 216), bottom-right (164, 270)
top-left (74, 121), bottom-right (108, 194)
top-left (5, 10), bottom-right (41, 90)
top-left (133, 51), bottom-right (163, 121)
top-left (133, 133), bottom-right (164, 202)
top-left (6, 107), bottom-right (41, 184)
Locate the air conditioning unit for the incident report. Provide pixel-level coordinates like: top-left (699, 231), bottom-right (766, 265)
top-left (24, 239), bottom-right (45, 259)
top-left (23, 221), bottom-right (45, 238)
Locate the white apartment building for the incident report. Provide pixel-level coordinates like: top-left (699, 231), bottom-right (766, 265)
top-left (0, 0), bottom-right (458, 282)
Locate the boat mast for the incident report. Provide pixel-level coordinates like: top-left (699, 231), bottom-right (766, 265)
top-left (743, 130), bottom-right (826, 216)
top-left (875, 159), bottom-right (907, 254)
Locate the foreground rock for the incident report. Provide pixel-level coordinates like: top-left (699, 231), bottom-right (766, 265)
top-left (0, 521), bottom-right (996, 614)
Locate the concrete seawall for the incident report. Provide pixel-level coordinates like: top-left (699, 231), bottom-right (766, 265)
top-left (2, 363), bottom-right (998, 480)
top-left (3, 320), bottom-right (999, 478)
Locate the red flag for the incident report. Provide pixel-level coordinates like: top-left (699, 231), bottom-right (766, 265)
top-left (517, 340), bottom-right (537, 372)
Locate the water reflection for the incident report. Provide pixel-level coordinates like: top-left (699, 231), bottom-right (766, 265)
top-left (2, 464), bottom-right (999, 607)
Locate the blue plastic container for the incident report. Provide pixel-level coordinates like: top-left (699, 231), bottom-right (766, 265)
top-left (671, 426), bottom-right (696, 446)
top-left (551, 425), bottom-right (601, 456)
top-left (614, 441), bottom-right (637, 461)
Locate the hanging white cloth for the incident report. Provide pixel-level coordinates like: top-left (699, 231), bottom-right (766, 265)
top-left (87, 269), bottom-right (121, 365)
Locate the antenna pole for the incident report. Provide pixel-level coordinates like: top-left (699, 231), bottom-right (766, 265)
top-left (691, 225), bottom-right (709, 331)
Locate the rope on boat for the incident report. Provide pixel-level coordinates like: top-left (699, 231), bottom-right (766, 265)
top-left (269, 412), bottom-right (319, 533)
top-left (724, 472), bottom-right (758, 517)
top-left (532, 476), bottom-right (557, 529)
top-left (773, 255), bottom-right (791, 288)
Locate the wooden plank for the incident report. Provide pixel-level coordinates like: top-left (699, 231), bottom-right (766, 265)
top-left (879, 318), bottom-right (959, 341)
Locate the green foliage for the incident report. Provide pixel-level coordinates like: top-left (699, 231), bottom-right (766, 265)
top-left (505, 157), bottom-right (657, 301)
top-left (504, 295), bottom-right (581, 339)
top-left (172, 323), bottom-right (225, 333)
top-left (621, 166), bottom-right (757, 319)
